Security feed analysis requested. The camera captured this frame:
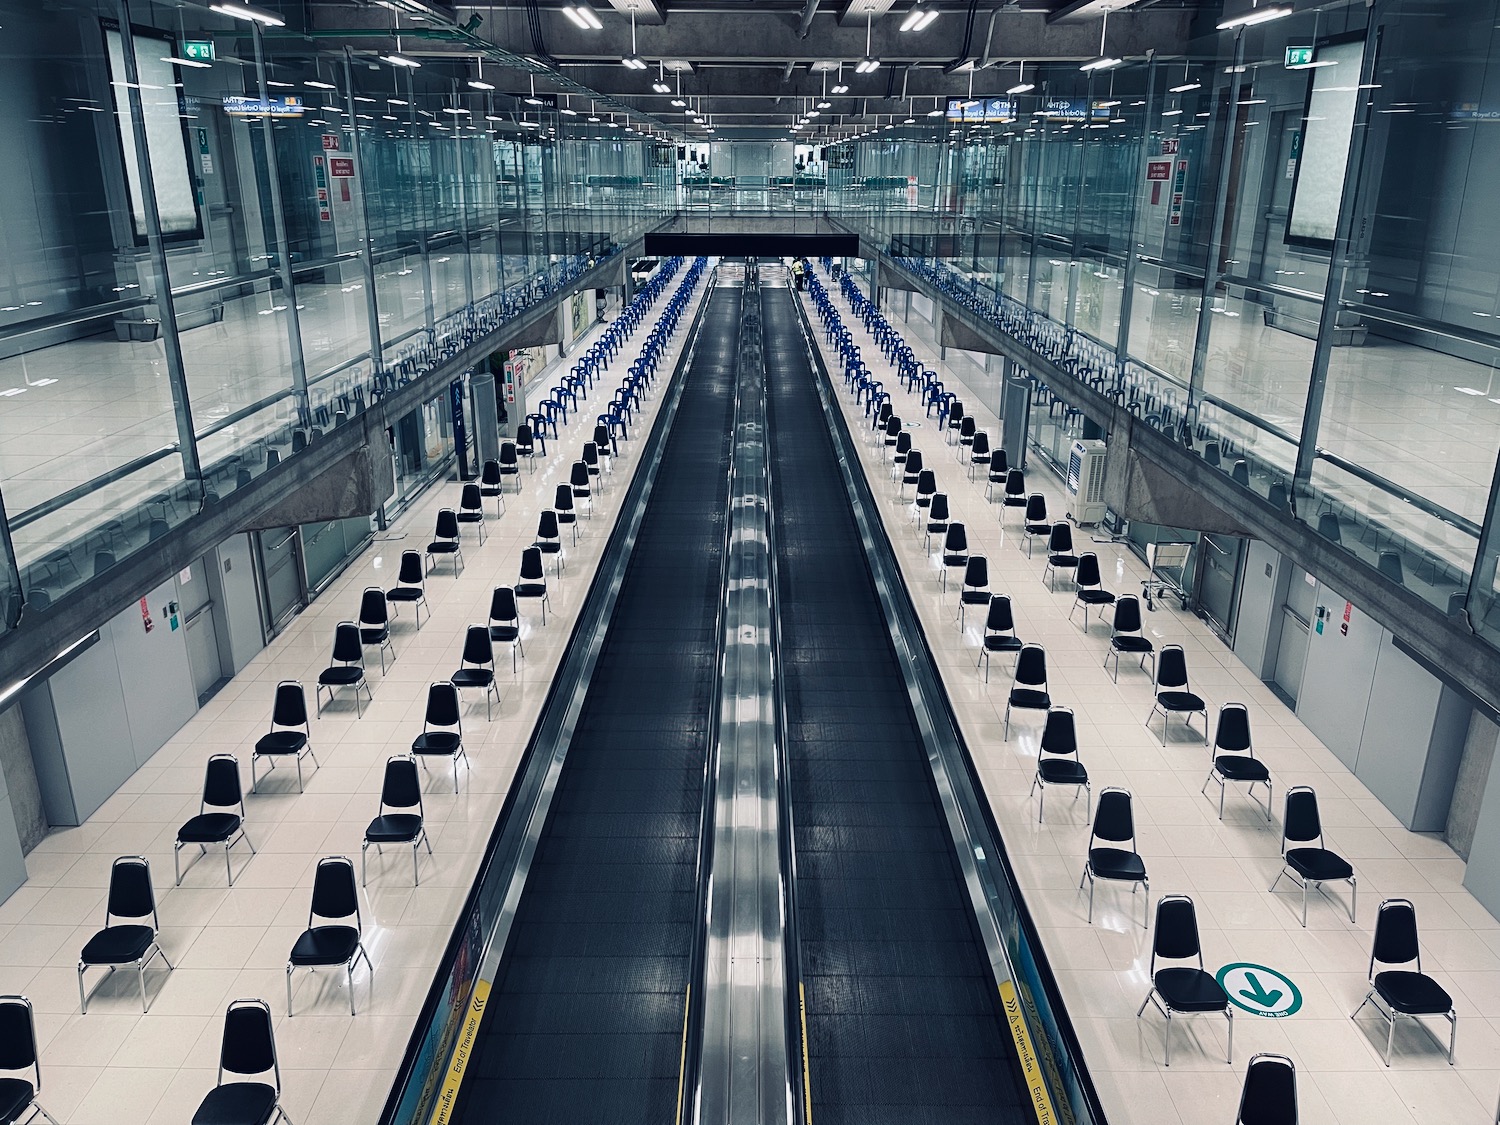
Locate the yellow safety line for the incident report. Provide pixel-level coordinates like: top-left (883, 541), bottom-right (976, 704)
top-left (799, 981), bottom-right (814, 1124)
top-left (428, 979), bottom-right (491, 1125)
top-left (1000, 980), bottom-right (1058, 1125)
top-left (676, 985), bottom-right (692, 1125)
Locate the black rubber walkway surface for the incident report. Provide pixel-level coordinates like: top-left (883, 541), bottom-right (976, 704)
top-left (763, 285), bottom-right (1031, 1125)
top-left (451, 284), bottom-right (738, 1125)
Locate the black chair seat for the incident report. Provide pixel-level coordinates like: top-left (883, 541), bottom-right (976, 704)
top-left (450, 669), bottom-right (494, 689)
top-left (1285, 846), bottom-right (1353, 882)
top-left (319, 667), bottom-right (364, 687)
top-left (1038, 759), bottom-right (1088, 785)
top-left (289, 924), bottom-right (361, 966)
top-left (192, 1081), bottom-right (279, 1125)
top-left (0, 1079), bottom-right (35, 1124)
top-left (1025, 522), bottom-right (1050, 536)
top-left (984, 635), bottom-right (1024, 653)
top-left (81, 924), bottom-right (155, 965)
top-left (515, 583), bottom-right (548, 598)
top-left (386, 588), bottom-right (423, 603)
top-left (499, 465), bottom-right (519, 477)
top-left (427, 542), bottom-right (459, 554)
top-left (1008, 688), bottom-right (1051, 710)
top-left (535, 542), bottom-right (562, 554)
top-left (413, 732), bottom-right (462, 754)
top-left (478, 484), bottom-right (502, 497)
top-left (942, 553), bottom-right (966, 566)
top-left (1078, 590), bottom-right (1117, 606)
top-left (178, 812), bottom-right (242, 844)
top-left (1215, 756), bottom-right (1269, 782)
top-left (960, 590), bottom-right (989, 605)
top-left (366, 813), bottom-right (423, 843)
top-left (926, 521), bottom-right (947, 534)
top-left (358, 626), bottom-right (388, 645)
top-left (1088, 846), bottom-right (1147, 882)
top-left (254, 731), bottom-right (306, 756)
top-left (1154, 967), bottom-right (1228, 1012)
top-left (1113, 636), bottom-right (1154, 653)
top-left (1157, 690), bottom-right (1205, 711)
top-left (489, 625), bottom-right (520, 643)
top-left (1048, 553), bottom-right (1079, 568)
top-left (557, 512), bottom-right (577, 524)
top-left (1003, 496), bottom-right (1027, 507)
top-left (1374, 970), bottom-right (1452, 1015)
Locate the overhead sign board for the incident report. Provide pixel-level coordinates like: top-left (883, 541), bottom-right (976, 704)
top-left (182, 40), bottom-right (215, 62)
top-left (945, 97), bottom-right (1014, 123)
top-left (1285, 45), bottom-right (1315, 68)
top-left (222, 95), bottom-right (304, 117)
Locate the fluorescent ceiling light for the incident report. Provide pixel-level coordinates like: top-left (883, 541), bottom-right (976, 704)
top-left (1170, 82), bottom-right (1201, 93)
top-left (468, 79), bottom-right (495, 90)
top-left (1287, 59), bottom-right (1338, 70)
top-left (670, 99), bottom-right (686, 107)
top-left (1217, 4), bottom-right (1294, 30)
top-left (652, 81), bottom-right (671, 93)
top-left (305, 80), bottom-right (336, 89)
top-left (444, 107), bottom-right (469, 115)
top-left (1162, 108), bottom-right (1183, 116)
top-left (926, 107), bottom-right (944, 116)
top-left (520, 120), bottom-right (540, 128)
top-left (831, 84), bottom-right (849, 94)
top-left (1096, 99), bottom-right (1120, 108)
top-left (622, 55), bottom-right (647, 70)
top-left (562, 4), bottom-right (603, 29)
top-left (560, 106), bottom-right (578, 115)
top-left (1008, 82), bottom-right (1035, 94)
top-left (265, 80), bottom-right (293, 88)
top-left (209, 2), bottom-right (285, 26)
top-left (380, 54), bottom-right (421, 68)
top-left (817, 101), bottom-right (831, 109)
top-left (900, 5), bottom-right (939, 32)
top-left (1080, 57), bottom-right (1122, 72)
top-left (162, 55), bottom-right (212, 68)
top-left (855, 58), bottom-right (879, 74)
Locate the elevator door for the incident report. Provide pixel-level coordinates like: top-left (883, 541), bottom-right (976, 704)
top-left (1197, 533), bottom-right (1243, 640)
top-left (256, 527), bottom-right (304, 637)
top-left (178, 556), bottom-right (224, 705)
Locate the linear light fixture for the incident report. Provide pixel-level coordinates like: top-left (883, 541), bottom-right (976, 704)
top-left (209, 1), bottom-right (284, 26)
top-left (622, 7), bottom-right (646, 68)
top-left (1080, 8), bottom-right (1122, 72)
top-left (1008, 61), bottom-right (1034, 95)
top-left (1217, 3), bottom-right (1294, 30)
top-left (856, 13), bottom-right (880, 73)
top-left (563, 4), bottom-right (603, 30)
top-left (900, 2), bottom-right (939, 32)
top-left (381, 53), bottom-right (421, 68)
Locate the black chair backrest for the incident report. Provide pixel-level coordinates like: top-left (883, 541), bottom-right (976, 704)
top-left (1153, 894), bottom-right (1202, 962)
top-left (462, 625), bottom-right (493, 666)
top-left (398, 550), bottom-right (424, 585)
top-left (1113, 594), bottom-right (1142, 634)
top-left (382, 757), bottom-right (422, 812)
top-left (986, 594), bottom-right (1015, 633)
top-left (435, 509), bottom-right (459, 540)
top-left (1040, 708), bottom-right (1076, 757)
top-left (203, 755), bottom-right (244, 809)
top-left (490, 586), bottom-right (519, 621)
top-left (272, 681), bottom-right (307, 726)
top-left (538, 510), bottom-right (560, 539)
top-left (517, 424), bottom-right (534, 446)
top-left (1317, 512), bottom-right (1341, 541)
top-left (1093, 788), bottom-right (1135, 845)
top-left (481, 460), bottom-right (501, 486)
top-left (885, 415), bottom-right (901, 436)
top-left (895, 432), bottom-right (912, 455)
top-left (1024, 493), bottom-right (1047, 521)
top-left (1282, 786), bottom-right (1322, 846)
top-left (972, 431), bottom-right (990, 456)
top-left (500, 442), bottom-right (517, 465)
top-left (964, 556), bottom-right (988, 588)
top-left (1238, 1054), bottom-right (1297, 1125)
top-left (0, 998), bottom-right (37, 1072)
top-left (916, 471), bottom-right (936, 498)
top-left (554, 484), bottom-right (574, 511)
top-left (571, 462), bottom-right (589, 488)
top-left (1216, 704), bottom-right (1251, 753)
top-left (221, 999), bottom-right (276, 1078)
top-left (593, 424), bottom-right (610, 447)
top-left (426, 682), bottom-right (461, 728)
top-left (1005, 468), bottom-right (1024, 496)
top-left (1371, 899), bottom-right (1420, 969)
top-left (1048, 522), bottom-right (1073, 553)
top-left (1076, 553), bottom-right (1103, 587)
top-left (1014, 644), bottom-right (1047, 687)
top-left (583, 442), bottom-right (599, 465)
top-left (359, 588), bottom-right (388, 626)
top-left (332, 621), bottom-right (363, 663)
top-left (520, 547), bottom-right (544, 581)
top-left (906, 450), bottom-right (924, 475)
top-left (107, 856), bottom-right (155, 921)
top-left (310, 857), bottom-right (359, 924)
top-left (1158, 645), bottom-right (1189, 689)
top-left (461, 483), bottom-right (482, 510)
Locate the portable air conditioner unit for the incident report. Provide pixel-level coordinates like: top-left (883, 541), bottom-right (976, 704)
top-left (1067, 439), bottom-right (1108, 525)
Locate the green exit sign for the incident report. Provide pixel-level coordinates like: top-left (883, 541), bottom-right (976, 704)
top-left (1285, 45), bottom-right (1314, 68)
top-left (182, 40), bottom-right (215, 62)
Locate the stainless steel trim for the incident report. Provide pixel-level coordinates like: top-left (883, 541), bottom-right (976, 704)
top-left (168, 269), bottom-right (279, 299)
top-left (0, 296), bottom-right (157, 344)
top-left (182, 601), bottom-right (215, 628)
top-left (695, 262), bottom-right (793, 1125)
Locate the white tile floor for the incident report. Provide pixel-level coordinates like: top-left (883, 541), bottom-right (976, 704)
top-left (810, 267), bottom-right (1500, 1125)
top-left (0, 268), bottom-right (712, 1125)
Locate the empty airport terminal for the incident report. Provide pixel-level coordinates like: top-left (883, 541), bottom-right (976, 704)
top-left (0, 0), bottom-right (1498, 1122)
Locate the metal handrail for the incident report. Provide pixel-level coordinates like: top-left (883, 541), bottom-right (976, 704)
top-left (1341, 299), bottom-right (1500, 356)
top-left (1313, 447), bottom-right (1482, 539)
top-left (0, 296), bottom-right (156, 344)
top-left (168, 269), bottom-right (279, 299)
top-left (10, 444), bottom-right (180, 531)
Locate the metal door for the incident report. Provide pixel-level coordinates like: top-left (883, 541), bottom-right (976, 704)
top-left (1197, 533), bottom-right (1244, 641)
top-left (177, 555), bottom-right (224, 705)
top-left (256, 526), bottom-right (304, 637)
top-left (1273, 566), bottom-right (1316, 709)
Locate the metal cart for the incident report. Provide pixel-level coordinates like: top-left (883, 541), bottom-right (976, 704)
top-left (1141, 540), bottom-right (1193, 611)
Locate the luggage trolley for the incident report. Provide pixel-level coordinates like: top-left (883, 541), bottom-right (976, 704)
top-left (1141, 540), bottom-right (1193, 611)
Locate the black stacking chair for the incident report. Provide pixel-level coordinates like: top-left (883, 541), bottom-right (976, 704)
top-left (358, 587), bottom-right (395, 673)
top-left (488, 587), bottom-right (526, 673)
top-left (570, 461), bottom-right (593, 517)
top-left (412, 682), bottom-right (469, 792)
top-left (985, 448), bottom-right (1010, 498)
top-left (362, 756), bottom-right (430, 887)
top-left (175, 755), bottom-right (255, 886)
top-left (1004, 644), bottom-right (1051, 740)
top-left (318, 622), bottom-right (372, 717)
top-left (385, 550), bottom-right (429, 628)
top-left (957, 556), bottom-right (989, 630)
top-left (1236, 1054), bottom-right (1297, 1125)
top-left (582, 442), bottom-right (605, 494)
top-left (1000, 468), bottom-right (1028, 530)
top-left (1147, 645), bottom-right (1208, 744)
top-left (425, 508), bottom-right (464, 576)
top-left (479, 459), bottom-right (507, 515)
top-left (1031, 707), bottom-right (1089, 822)
top-left (890, 431), bottom-right (913, 480)
top-left (968, 431), bottom-right (991, 480)
top-left (1041, 522), bottom-right (1079, 591)
top-left (1070, 553), bottom-right (1117, 630)
top-left (451, 625), bottom-right (501, 720)
top-left (1136, 895), bottom-right (1232, 1065)
top-left (883, 414), bottom-right (903, 458)
top-left (1202, 704), bottom-right (1271, 820)
top-left (535, 511), bottom-right (564, 577)
top-left (554, 483), bottom-right (579, 544)
top-left (937, 523), bottom-right (967, 593)
top-left (956, 414), bottom-right (976, 454)
top-left (978, 595), bottom-right (1024, 683)
top-left (900, 451), bottom-right (925, 500)
top-left (498, 441), bottom-right (520, 489)
top-left (923, 494), bottom-right (950, 555)
top-left (1351, 898), bottom-right (1456, 1065)
top-left (286, 857), bottom-right (373, 1017)
top-left (912, 470), bottom-right (937, 516)
top-left (1022, 494), bottom-right (1050, 556)
top-left (591, 423), bottom-right (613, 473)
top-left (0, 997), bottom-right (58, 1125)
top-left (1080, 787), bottom-right (1148, 927)
top-left (456, 482), bottom-right (487, 544)
top-left (1271, 786), bottom-right (1356, 925)
top-left (515, 547), bottom-right (551, 625)
top-left (78, 856), bottom-right (173, 1014)
top-left (1104, 595), bottom-right (1155, 681)
top-left (252, 681), bottom-right (318, 793)
top-left (192, 999), bottom-right (289, 1125)
top-left (1317, 511), bottom-right (1342, 543)
top-left (516, 423), bottom-right (537, 470)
